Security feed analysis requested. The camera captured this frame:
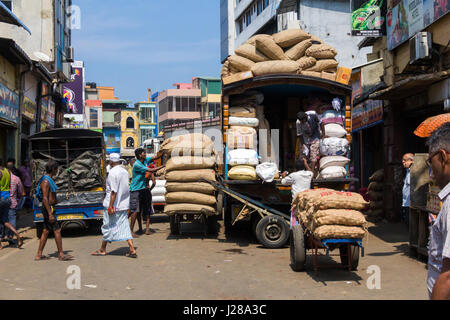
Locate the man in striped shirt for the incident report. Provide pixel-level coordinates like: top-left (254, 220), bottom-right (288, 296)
top-left (3, 171), bottom-right (24, 244)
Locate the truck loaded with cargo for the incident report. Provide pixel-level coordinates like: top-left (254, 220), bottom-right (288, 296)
top-left (219, 28), bottom-right (358, 249)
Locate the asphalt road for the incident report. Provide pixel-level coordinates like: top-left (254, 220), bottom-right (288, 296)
top-left (0, 214), bottom-right (428, 300)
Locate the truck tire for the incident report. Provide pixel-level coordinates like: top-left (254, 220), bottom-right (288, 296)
top-left (255, 215), bottom-right (290, 249)
top-left (169, 215), bottom-right (180, 235)
top-left (206, 215), bottom-right (219, 235)
top-left (339, 245), bottom-right (360, 271)
top-left (36, 222), bottom-right (43, 239)
top-left (290, 225), bottom-right (306, 271)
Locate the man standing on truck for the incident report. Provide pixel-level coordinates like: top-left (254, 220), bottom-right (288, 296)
top-left (34, 160), bottom-right (73, 261)
top-left (129, 148), bottom-right (162, 237)
top-left (296, 111), bottom-right (321, 177)
top-left (91, 153), bottom-right (137, 258)
top-left (426, 123), bottom-right (450, 300)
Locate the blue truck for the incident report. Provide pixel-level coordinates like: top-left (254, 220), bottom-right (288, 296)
top-left (29, 129), bottom-right (106, 238)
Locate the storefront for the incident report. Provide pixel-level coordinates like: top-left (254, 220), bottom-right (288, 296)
top-left (0, 80), bottom-right (19, 162)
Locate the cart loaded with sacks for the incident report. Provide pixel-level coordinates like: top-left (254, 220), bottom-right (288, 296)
top-left (290, 188), bottom-right (369, 274)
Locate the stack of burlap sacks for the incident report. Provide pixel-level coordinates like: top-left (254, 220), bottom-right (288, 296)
top-left (292, 189), bottom-right (369, 240)
top-left (161, 133), bottom-right (217, 216)
top-left (366, 169), bottom-right (384, 220)
top-left (221, 29), bottom-right (338, 79)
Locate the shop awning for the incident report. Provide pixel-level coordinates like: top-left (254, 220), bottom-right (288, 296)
top-left (369, 70), bottom-right (450, 100)
top-left (0, 38), bottom-right (32, 66)
top-left (0, 2), bottom-right (31, 34)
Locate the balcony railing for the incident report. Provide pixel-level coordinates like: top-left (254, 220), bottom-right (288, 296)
top-left (161, 116), bottom-right (220, 131)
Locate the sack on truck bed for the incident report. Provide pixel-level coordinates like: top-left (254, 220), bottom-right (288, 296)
top-left (226, 126), bottom-right (257, 150)
top-left (319, 156), bottom-right (350, 170)
top-left (313, 209), bottom-right (367, 228)
top-left (151, 186), bottom-right (167, 196)
top-left (165, 156), bottom-right (215, 172)
top-left (320, 138), bottom-right (349, 156)
top-left (285, 39), bottom-right (313, 60)
top-left (246, 34), bottom-right (272, 46)
top-left (255, 37), bottom-right (287, 60)
top-left (228, 165), bottom-right (258, 180)
top-left (166, 192), bottom-right (217, 206)
top-left (319, 166), bottom-right (347, 179)
top-left (303, 190), bottom-right (369, 211)
top-left (161, 133), bottom-right (215, 156)
top-left (229, 107), bottom-right (256, 118)
top-left (228, 55), bottom-right (255, 72)
top-left (306, 59), bottom-right (339, 72)
top-left (297, 56), bottom-right (317, 70)
top-left (313, 225), bottom-right (366, 240)
top-left (164, 203), bottom-right (216, 216)
top-left (305, 44), bottom-right (338, 59)
top-left (165, 182), bottom-right (216, 195)
top-left (227, 149), bottom-right (259, 166)
top-left (165, 169), bottom-right (216, 183)
top-left (272, 29), bottom-right (311, 48)
top-left (235, 43), bottom-right (269, 63)
top-left (251, 60), bottom-right (301, 76)
top-left (228, 116), bottom-right (259, 127)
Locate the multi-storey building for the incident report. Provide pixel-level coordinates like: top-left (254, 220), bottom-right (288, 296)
top-left (136, 101), bottom-right (158, 146)
top-left (221, 0), bottom-right (371, 67)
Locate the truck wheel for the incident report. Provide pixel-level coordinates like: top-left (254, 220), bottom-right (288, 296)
top-left (216, 191), bottom-right (224, 220)
top-left (339, 245), bottom-right (360, 271)
top-left (169, 215), bottom-right (180, 235)
top-left (206, 215), bottom-right (219, 235)
top-left (36, 222), bottom-right (43, 239)
top-left (290, 225), bottom-right (306, 271)
top-left (255, 215), bottom-right (290, 249)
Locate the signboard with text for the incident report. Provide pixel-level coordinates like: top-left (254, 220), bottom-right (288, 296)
top-left (352, 99), bottom-right (384, 132)
top-left (387, 0), bottom-right (449, 50)
top-left (63, 61), bottom-right (85, 114)
top-left (0, 82), bottom-right (19, 124)
top-left (351, 0), bottom-right (387, 36)
top-left (23, 97), bottom-right (37, 122)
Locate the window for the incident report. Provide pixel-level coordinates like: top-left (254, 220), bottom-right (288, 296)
top-left (89, 108), bottom-right (99, 128)
top-left (126, 117), bottom-right (135, 129)
top-left (159, 98), bottom-right (168, 115)
top-left (182, 97), bottom-right (189, 112)
top-left (126, 137), bottom-right (135, 149)
top-left (257, 0), bottom-right (263, 14)
top-left (263, 0), bottom-right (270, 10)
top-left (175, 97), bottom-right (182, 112)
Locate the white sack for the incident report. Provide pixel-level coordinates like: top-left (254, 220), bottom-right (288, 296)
top-left (256, 162), bottom-right (278, 183)
top-left (319, 156), bottom-right (350, 170)
top-left (320, 138), bottom-right (349, 156)
top-left (320, 166), bottom-right (347, 179)
top-left (227, 149), bottom-right (259, 166)
top-left (228, 117), bottom-right (259, 127)
top-left (324, 123), bottom-right (347, 138)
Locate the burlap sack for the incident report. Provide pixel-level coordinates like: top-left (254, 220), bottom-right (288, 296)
top-left (165, 182), bottom-right (216, 195)
top-left (228, 165), bottom-right (258, 180)
top-left (368, 182), bottom-right (383, 192)
top-left (273, 29), bottom-right (311, 48)
top-left (164, 203), bottom-right (216, 216)
top-left (221, 60), bottom-right (230, 78)
top-left (310, 36), bottom-right (323, 43)
top-left (165, 169), bottom-right (216, 182)
top-left (156, 167), bottom-right (166, 177)
top-left (165, 156), bottom-right (215, 172)
top-left (235, 43), bottom-right (269, 63)
top-left (301, 70), bottom-right (321, 77)
top-left (305, 59), bottom-right (338, 72)
top-left (226, 126), bottom-right (257, 150)
top-left (229, 107), bottom-right (256, 117)
top-left (313, 209), bottom-right (367, 228)
top-left (370, 200), bottom-right (383, 210)
top-left (297, 56), bottom-right (317, 69)
top-left (255, 37), bottom-right (287, 60)
top-left (304, 190), bottom-right (369, 211)
top-left (285, 39), bottom-right (313, 60)
top-left (166, 192), bottom-right (217, 206)
top-left (369, 169), bottom-right (384, 182)
top-left (292, 188), bottom-right (332, 208)
top-left (228, 55), bottom-right (255, 72)
top-left (368, 191), bottom-right (383, 201)
top-left (251, 60), bottom-right (301, 76)
top-left (161, 133), bottom-right (215, 157)
top-left (313, 225), bottom-right (366, 240)
top-left (246, 34), bottom-right (272, 46)
top-left (305, 44), bottom-right (338, 59)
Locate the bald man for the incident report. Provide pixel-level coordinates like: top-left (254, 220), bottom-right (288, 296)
top-left (402, 153), bottom-right (414, 225)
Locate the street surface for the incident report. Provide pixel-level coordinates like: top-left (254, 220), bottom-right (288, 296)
top-left (0, 211), bottom-right (428, 300)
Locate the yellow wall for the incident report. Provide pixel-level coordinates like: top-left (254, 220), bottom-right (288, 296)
top-left (207, 94), bottom-right (221, 103)
top-left (120, 110), bottom-right (139, 156)
top-left (0, 55), bottom-right (18, 92)
top-left (98, 86), bottom-right (118, 100)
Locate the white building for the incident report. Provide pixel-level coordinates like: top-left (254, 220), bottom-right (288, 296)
top-left (220, 0), bottom-right (371, 68)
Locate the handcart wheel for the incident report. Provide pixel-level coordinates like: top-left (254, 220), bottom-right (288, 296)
top-left (339, 245), bottom-right (360, 271)
top-left (169, 215), bottom-right (180, 235)
top-left (290, 225), bottom-right (306, 271)
top-left (255, 215), bottom-right (290, 249)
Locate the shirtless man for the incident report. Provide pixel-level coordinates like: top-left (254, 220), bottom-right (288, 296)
top-left (34, 160), bottom-right (73, 261)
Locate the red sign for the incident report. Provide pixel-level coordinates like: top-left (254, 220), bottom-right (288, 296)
top-left (352, 99), bottom-right (383, 132)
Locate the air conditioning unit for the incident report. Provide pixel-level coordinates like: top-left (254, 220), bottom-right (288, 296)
top-left (410, 32), bottom-right (432, 64)
top-left (66, 46), bottom-right (74, 62)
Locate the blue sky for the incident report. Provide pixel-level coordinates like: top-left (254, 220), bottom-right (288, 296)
top-left (72, 0), bottom-right (221, 102)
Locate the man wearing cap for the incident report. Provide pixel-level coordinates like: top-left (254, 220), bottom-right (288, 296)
top-left (91, 153), bottom-right (137, 258)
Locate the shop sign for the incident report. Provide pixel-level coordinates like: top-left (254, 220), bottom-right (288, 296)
top-left (351, 70), bottom-right (363, 101)
top-left (0, 82), bottom-right (19, 124)
top-left (352, 99), bottom-right (384, 132)
top-left (48, 101), bottom-right (55, 127)
top-left (351, 0), bottom-right (387, 36)
top-left (23, 97), bottom-right (37, 121)
top-left (63, 61), bottom-right (85, 115)
top-left (387, 0), bottom-right (449, 50)
top-left (41, 97), bottom-right (49, 124)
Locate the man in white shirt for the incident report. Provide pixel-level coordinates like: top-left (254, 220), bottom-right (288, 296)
top-left (426, 123), bottom-right (450, 299)
top-left (281, 157), bottom-right (314, 200)
top-left (91, 153), bottom-right (137, 258)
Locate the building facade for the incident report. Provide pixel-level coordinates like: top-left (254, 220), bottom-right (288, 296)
top-left (136, 101), bottom-right (158, 146)
top-left (120, 108), bottom-right (139, 158)
top-left (220, 0), bottom-right (371, 67)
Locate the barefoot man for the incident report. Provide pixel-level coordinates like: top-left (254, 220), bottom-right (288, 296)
top-left (34, 160), bottom-right (72, 261)
top-left (91, 153), bottom-right (137, 258)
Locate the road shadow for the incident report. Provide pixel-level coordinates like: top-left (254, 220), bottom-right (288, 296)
top-left (217, 222), bottom-right (258, 248)
top-left (106, 246), bottom-right (139, 257)
top-left (367, 243), bottom-right (410, 257)
top-left (368, 222), bottom-right (409, 244)
top-left (47, 250), bottom-right (75, 261)
top-left (290, 255), bottom-right (363, 285)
